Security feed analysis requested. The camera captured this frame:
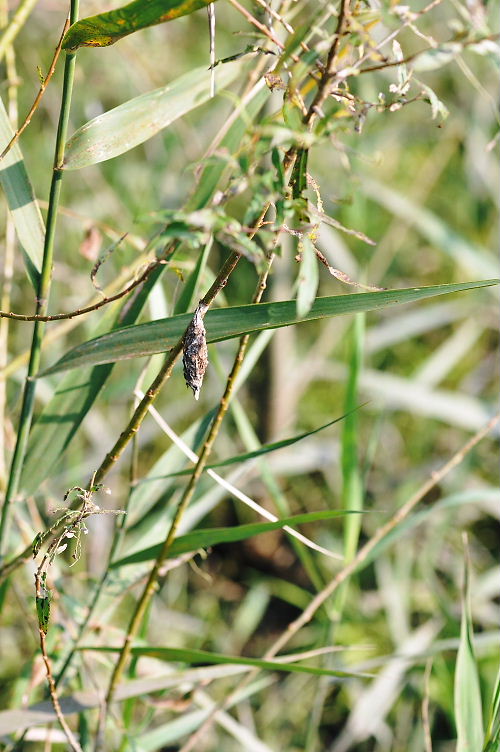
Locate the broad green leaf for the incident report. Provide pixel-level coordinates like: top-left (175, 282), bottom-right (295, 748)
top-left (63, 60), bottom-right (245, 169)
top-left (79, 644), bottom-right (370, 679)
top-left (111, 509), bottom-right (363, 568)
top-left (40, 280), bottom-right (499, 376)
top-left (141, 411), bottom-right (353, 479)
top-left (0, 96), bottom-right (44, 289)
top-left (62, 0), bottom-right (214, 51)
top-left (455, 550), bottom-right (484, 751)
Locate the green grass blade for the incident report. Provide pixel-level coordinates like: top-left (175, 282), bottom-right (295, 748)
top-left (174, 237), bottom-right (213, 315)
top-left (186, 84), bottom-right (269, 212)
top-left (0, 95), bottom-right (44, 289)
top-left (78, 644), bottom-right (370, 679)
top-left (140, 411), bottom-right (354, 478)
top-left (111, 509), bottom-right (363, 568)
top-left (62, 0), bottom-right (213, 50)
top-left (40, 280), bottom-right (499, 376)
top-left (455, 545), bottom-right (485, 752)
top-left (483, 661), bottom-right (500, 751)
top-left (62, 60), bottom-right (245, 169)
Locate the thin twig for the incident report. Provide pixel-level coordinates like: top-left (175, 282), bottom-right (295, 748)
top-left (0, 16), bottom-right (70, 162)
top-left (304, 0), bottom-right (351, 127)
top-left (227, 0), bottom-right (286, 52)
top-left (0, 259), bottom-right (162, 322)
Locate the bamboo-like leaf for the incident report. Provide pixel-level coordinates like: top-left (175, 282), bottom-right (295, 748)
top-left (111, 509), bottom-right (362, 568)
top-left (40, 280), bottom-right (499, 376)
top-left (0, 95), bottom-right (44, 289)
top-left (62, 0), bottom-right (214, 51)
top-left (455, 547), bottom-right (485, 751)
top-left (79, 644), bottom-right (370, 679)
top-left (62, 60), bottom-right (245, 169)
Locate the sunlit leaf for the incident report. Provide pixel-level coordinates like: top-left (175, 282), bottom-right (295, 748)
top-left (63, 60), bottom-right (245, 169)
top-left (62, 0), bottom-right (214, 50)
top-left (40, 280), bottom-right (499, 376)
top-left (0, 96), bottom-right (44, 289)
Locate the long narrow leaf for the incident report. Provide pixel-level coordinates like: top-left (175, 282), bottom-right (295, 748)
top-left (0, 95), bottom-right (44, 289)
top-left (40, 280), bottom-right (499, 376)
top-left (63, 60), bottom-right (245, 169)
top-left (111, 509), bottom-right (362, 568)
top-left (79, 644), bottom-right (370, 679)
top-left (140, 411), bottom-right (355, 479)
top-left (62, 0), bottom-right (213, 50)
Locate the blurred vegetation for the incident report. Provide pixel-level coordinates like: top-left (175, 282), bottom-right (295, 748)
top-left (0, 0), bottom-right (498, 749)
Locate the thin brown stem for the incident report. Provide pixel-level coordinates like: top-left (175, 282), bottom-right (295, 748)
top-left (0, 259), bottom-right (162, 322)
top-left (304, 0), bottom-right (350, 127)
top-left (0, 16), bottom-right (70, 162)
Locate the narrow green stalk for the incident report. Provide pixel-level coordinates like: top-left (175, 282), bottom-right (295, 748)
top-left (0, 0), bottom-right (79, 559)
top-left (0, 0), bottom-right (38, 62)
top-left (95, 252), bottom-right (275, 749)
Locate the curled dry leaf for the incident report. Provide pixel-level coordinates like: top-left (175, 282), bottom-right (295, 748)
top-left (183, 302), bottom-right (209, 400)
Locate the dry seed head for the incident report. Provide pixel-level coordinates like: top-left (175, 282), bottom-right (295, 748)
top-left (183, 302), bottom-right (209, 400)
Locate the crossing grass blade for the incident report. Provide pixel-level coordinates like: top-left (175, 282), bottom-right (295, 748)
top-left (110, 509), bottom-right (363, 568)
top-left (137, 411), bottom-right (355, 479)
top-left (62, 0), bottom-right (214, 50)
top-left (62, 60), bottom-right (246, 169)
top-left (0, 95), bottom-right (44, 289)
top-left (78, 644), bottom-right (371, 679)
top-left (39, 280), bottom-right (499, 376)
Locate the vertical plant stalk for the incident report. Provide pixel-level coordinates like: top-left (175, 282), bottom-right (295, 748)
top-left (96, 250), bottom-right (276, 749)
top-left (0, 0), bottom-right (79, 558)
